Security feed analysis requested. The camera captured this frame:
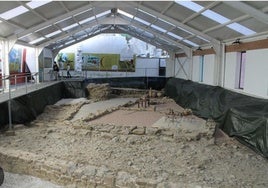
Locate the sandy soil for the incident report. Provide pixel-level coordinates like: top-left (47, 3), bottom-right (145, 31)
top-left (0, 97), bottom-right (267, 187)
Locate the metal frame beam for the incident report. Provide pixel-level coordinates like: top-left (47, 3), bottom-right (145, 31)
top-left (127, 1), bottom-right (219, 45)
top-left (9, 2), bottom-right (97, 40)
top-left (224, 1), bottom-right (268, 24)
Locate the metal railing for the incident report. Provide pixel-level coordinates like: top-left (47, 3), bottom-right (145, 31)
top-left (0, 72), bottom-right (39, 133)
top-left (43, 68), bottom-right (165, 80)
top-left (0, 72), bottom-right (39, 94)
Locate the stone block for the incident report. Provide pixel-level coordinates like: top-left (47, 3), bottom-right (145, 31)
top-left (103, 175), bottom-right (115, 187)
top-left (131, 127), bottom-right (145, 135)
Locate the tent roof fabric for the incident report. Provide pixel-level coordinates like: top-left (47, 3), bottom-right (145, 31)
top-left (0, 1), bottom-right (267, 52)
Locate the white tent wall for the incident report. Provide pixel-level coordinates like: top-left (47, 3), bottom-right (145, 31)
top-left (188, 47), bottom-right (268, 99)
top-left (135, 58), bottom-right (159, 77)
top-left (222, 49), bottom-right (268, 98)
top-left (203, 54), bottom-right (216, 86)
top-left (243, 49), bottom-right (268, 98)
top-left (165, 56), bottom-right (175, 78)
top-left (25, 46), bottom-right (37, 73)
top-left (224, 52), bottom-right (237, 90)
top-left (192, 56), bottom-right (200, 82)
top-left (182, 54), bottom-right (216, 86)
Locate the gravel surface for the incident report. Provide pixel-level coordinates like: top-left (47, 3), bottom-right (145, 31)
top-left (0, 97), bottom-right (267, 187)
top-left (1, 171), bottom-right (63, 188)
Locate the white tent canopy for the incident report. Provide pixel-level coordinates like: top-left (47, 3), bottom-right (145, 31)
top-left (0, 1), bottom-right (267, 54)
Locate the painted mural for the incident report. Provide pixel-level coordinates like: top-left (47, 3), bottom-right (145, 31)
top-left (82, 53), bottom-right (135, 71)
top-left (56, 52), bottom-right (75, 70)
top-left (9, 47), bottom-right (22, 72)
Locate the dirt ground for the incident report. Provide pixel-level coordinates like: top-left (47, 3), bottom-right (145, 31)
top-left (0, 96), bottom-right (268, 187)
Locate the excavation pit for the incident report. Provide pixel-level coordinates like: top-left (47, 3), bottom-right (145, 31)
top-left (0, 94), bottom-right (268, 187)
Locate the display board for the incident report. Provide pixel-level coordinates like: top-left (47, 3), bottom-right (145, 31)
top-left (82, 53), bottom-right (135, 71)
top-left (56, 52), bottom-right (75, 70)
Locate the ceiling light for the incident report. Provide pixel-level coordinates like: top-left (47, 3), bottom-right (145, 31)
top-left (26, 1), bottom-right (52, 9)
top-left (29, 37), bottom-right (45, 45)
top-left (35, 25), bottom-right (51, 32)
top-left (65, 40), bottom-right (75, 45)
top-left (45, 30), bottom-right (61, 38)
top-left (118, 9), bottom-right (134, 19)
top-left (136, 8), bottom-right (156, 18)
top-left (96, 10), bottom-right (110, 18)
top-left (79, 17), bottom-right (95, 25)
top-left (167, 32), bottom-right (183, 40)
top-left (0, 6), bottom-right (29, 20)
top-left (183, 39), bottom-right (198, 47)
top-left (55, 17), bottom-right (72, 25)
top-left (232, 38), bottom-right (241, 45)
top-left (151, 24), bottom-right (167, 33)
top-left (74, 8), bottom-right (92, 17)
top-left (134, 17), bottom-right (150, 26)
top-left (18, 33), bottom-right (33, 39)
top-left (62, 23), bottom-right (79, 31)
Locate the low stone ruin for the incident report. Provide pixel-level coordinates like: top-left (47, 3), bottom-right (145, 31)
top-left (86, 83), bottom-right (111, 101)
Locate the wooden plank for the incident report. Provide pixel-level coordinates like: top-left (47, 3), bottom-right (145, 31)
top-left (175, 39), bottom-right (268, 58)
top-left (226, 38), bottom-right (268, 52)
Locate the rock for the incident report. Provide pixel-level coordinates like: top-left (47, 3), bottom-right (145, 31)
top-left (160, 130), bottom-right (174, 137)
top-left (233, 145), bottom-right (239, 149)
top-left (83, 165), bottom-right (97, 177)
top-left (185, 132), bottom-right (201, 141)
top-left (131, 127), bottom-right (145, 135)
top-left (177, 171), bottom-right (185, 176)
top-left (112, 137), bottom-right (119, 142)
top-left (206, 138), bottom-right (215, 146)
top-left (71, 139), bottom-right (77, 143)
top-left (86, 83), bottom-right (111, 100)
top-left (96, 165), bottom-right (110, 178)
top-left (100, 133), bottom-right (114, 140)
top-left (103, 175), bottom-right (115, 187)
top-left (146, 127), bottom-right (159, 135)
top-left (47, 129), bottom-right (54, 134)
top-left (42, 134), bottom-right (47, 139)
top-left (127, 136), bottom-right (139, 145)
top-left (162, 136), bottom-right (173, 142)
top-left (136, 178), bottom-right (157, 187)
top-left (5, 130), bottom-right (15, 136)
top-left (116, 171), bottom-right (136, 187)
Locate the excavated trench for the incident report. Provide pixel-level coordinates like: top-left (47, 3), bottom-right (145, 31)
top-left (0, 79), bottom-right (268, 187)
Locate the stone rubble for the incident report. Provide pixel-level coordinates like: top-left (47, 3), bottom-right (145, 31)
top-left (0, 96), bottom-right (267, 188)
top-left (86, 83), bottom-right (111, 100)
